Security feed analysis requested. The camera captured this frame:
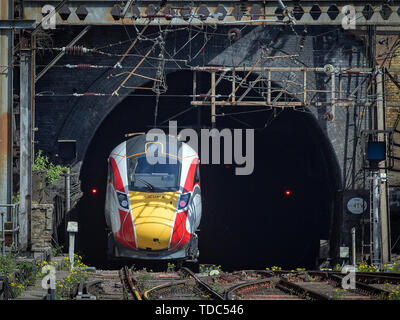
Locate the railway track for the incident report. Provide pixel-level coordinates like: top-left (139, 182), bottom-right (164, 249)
top-left (73, 267), bottom-right (400, 300)
top-left (120, 266), bottom-right (142, 300)
top-left (178, 267), bottom-right (225, 300)
top-left (306, 271), bottom-right (394, 299)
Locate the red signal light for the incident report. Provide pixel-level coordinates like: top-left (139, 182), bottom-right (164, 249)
top-left (284, 189), bottom-right (292, 197)
top-left (91, 188), bottom-right (97, 194)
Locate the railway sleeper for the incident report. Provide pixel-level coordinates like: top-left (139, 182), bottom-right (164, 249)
top-left (311, 272), bottom-right (392, 299)
top-left (276, 278), bottom-right (331, 300)
top-left (120, 267), bottom-right (142, 300)
top-left (75, 279), bottom-right (102, 300)
top-left (224, 279), bottom-right (276, 300)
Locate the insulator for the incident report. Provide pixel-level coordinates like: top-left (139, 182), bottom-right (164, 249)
top-left (228, 28), bottom-right (241, 41)
top-left (66, 64), bottom-right (97, 69)
top-left (323, 111), bottom-right (334, 121)
top-left (73, 92), bottom-right (106, 97)
top-left (141, 14), bottom-right (172, 19)
top-left (62, 45), bottom-right (89, 55)
top-left (77, 64), bottom-right (96, 69)
top-left (299, 28), bottom-right (307, 51)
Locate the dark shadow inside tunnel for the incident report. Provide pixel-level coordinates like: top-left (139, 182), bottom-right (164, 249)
top-left (75, 70), bottom-right (341, 271)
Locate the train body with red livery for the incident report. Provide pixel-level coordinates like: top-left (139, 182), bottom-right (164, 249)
top-left (105, 133), bottom-right (201, 262)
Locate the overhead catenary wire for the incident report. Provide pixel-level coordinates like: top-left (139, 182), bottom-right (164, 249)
top-left (31, 9), bottom-right (385, 125)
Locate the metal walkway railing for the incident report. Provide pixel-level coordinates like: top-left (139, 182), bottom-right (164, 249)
top-left (0, 204), bottom-right (20, 254)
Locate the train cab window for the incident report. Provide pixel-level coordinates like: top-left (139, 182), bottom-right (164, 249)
top-left (127, 156), bottom-right (180, 192)
top-left (108, 162), bottom-right (115, 187)
top-left (194, 164), bottom-right (200, 184)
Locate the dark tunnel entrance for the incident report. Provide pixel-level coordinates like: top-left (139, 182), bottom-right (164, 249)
top-left (76, 70), bottom-right (341, 271)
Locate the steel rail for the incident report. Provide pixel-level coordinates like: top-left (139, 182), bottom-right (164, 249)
top-left (276, 278), bottom-right (331, 300)
top-left (237, 269), bottom-right (400, 281)
top-left (307, 270), bottom-right (400, 285)
top-left (85, 280), bottom-right (102, 294)
top-left (330, 274), bottom-right (392, 299)
top-left (142, 279), bottom-right (189, 300)
top-left (232, 269), bottom-right (275, 278)
top-left (119, 266), bottom-right (142, 300)
top-left (75, 279), bottom-right (101, 300)
top-left (355, 273), bottom-right (400, 285)
top-left (179, 267), bottom-right (225, 300)
top-left (308, 271), bottom-right (393, 299)
top-left (224, 278), bottom-right (276, 300)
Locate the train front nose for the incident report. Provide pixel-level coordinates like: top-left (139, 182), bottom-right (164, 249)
top-left (134, 219), bottom-right (173, 250)
top-left (130, 192), bottom-right (178, 250)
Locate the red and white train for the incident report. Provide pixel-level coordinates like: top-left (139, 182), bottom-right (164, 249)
top-left (105, 133), bottom-right (201, 262)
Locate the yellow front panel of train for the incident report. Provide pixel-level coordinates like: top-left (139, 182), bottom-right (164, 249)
top-left (129, 191), bottom-right (179, 250)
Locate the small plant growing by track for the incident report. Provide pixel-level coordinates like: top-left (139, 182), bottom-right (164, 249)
top-left (199, 264), bottom-right (222, 275)
top-left (0, 254), bottom-right (17, 276)
top-left (386, 285), bottom-right (400, 300)
top-left (382, 260), bottom-right (400, 273)
top-left (0, 253), bottom-right (48, 297)
top-left (357, 261), bottom-right (400, 273)
top-left (382, 282), bottom-right (400, 300)
top-left (51, 245), bottom-right (64, 257)
top-left (357, 261), bottom-right (378, 272)
top-left (265, 266), bottom-right (282, 272)
top-left (33, 150), bottom-right (68, 185)
top-left (332, 288), bottom-right (346, 300)
top-left (303, 292), bottom-right (312, 300)
top-left (136, 269), bottom-right (153, 291)
top-left (55, 254), bottom-right (89, 299)
top-left (167, 262), bottom-right (176, 273)
top-left (334, 264), bottom-right (343, 272)
top-left (305, 276), bottom-right (318, 282)
top-left (129, 265), bottom-right (137, 272)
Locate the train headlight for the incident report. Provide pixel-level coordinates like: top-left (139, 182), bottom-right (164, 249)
top-left (178, 193), bottom-right (191, 210)
top-left (117, 192), bottom-right (129, 209)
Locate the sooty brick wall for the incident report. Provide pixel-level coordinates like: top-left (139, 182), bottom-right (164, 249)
top-left (35, 25), bottom-right (368, 190)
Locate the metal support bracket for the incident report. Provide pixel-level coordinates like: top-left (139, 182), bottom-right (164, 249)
top-left (0, 20), bottom-right (36, 29)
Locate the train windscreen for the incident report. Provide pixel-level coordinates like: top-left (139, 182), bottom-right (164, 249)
top-left (127, 156), bottom-right (180, 192)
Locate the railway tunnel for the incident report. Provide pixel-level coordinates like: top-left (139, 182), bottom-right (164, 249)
top-left (74, 70), bottom-right (341, 271)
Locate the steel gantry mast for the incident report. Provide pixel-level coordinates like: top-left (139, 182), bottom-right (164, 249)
top-left (0, 0), bottom-right (14, 222)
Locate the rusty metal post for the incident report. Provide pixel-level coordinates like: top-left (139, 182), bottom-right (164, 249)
top-left (232, 70), bottom-right (236, 103)
top-left (19, 34), bottom-right (33, 251)
top-left (211, 71), bottom-right (216, 128)
top-left (0, 0), bottom-right (13, 222)
top-left (267, 71), bottom-right (271, 104)
top-left (331, 72), bottom-right (336, 121)
top-left (193, 71), bottom-right (201, 135)
top-left (303, 70), bottom-right (307, 105)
